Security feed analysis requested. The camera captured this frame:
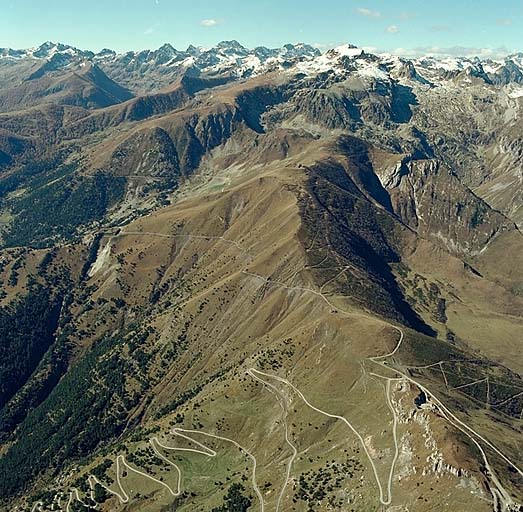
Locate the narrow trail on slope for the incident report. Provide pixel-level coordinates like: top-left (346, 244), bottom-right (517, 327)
top-left (66, 488), bottom-right (95, 511)
top-left (243, 269), bottom-right (523, 509)
top-left (368, 331), bottom-right (523, 512)
top-left (88, 474), bottom-right (127, 505)
top-left (248, 369), bottom-right (298, 512)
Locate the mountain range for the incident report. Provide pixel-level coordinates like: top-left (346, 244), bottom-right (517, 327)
top-left (2, 40), bottom-right (523, 94)
top-left (0, 40), bottom-right (523, 512)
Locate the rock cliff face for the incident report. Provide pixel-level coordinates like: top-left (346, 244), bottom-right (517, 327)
top-left (0, 41), bottom-right (523, 512)
top-left (376, 158), bottom-right (515, 255)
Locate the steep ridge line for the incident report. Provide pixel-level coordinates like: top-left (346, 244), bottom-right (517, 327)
top-left (242, 248), bottom-right (523, 508)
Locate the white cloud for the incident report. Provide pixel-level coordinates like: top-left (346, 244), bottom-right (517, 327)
top-left (356, 7), bottom-right (381, 18)
top-left (387, 25), bottom-right (399, 34)
top-left (310, 44), bottom-right (514, 60)
top-left (200, 19), bottom-right (219, 27)
top-left (144, 24), bottom-right (159, 35)
top-left (382, 45), bottom-right (513, 59)
top-left (312, 42), bottom-right (331, 50)
top-left (496, 19), bottom-right (512, 26)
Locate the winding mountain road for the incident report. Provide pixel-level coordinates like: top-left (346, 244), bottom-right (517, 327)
top-left (29, 229), bottom-right (523, 512)
top-left (247, 367), bottom-right (396, 506)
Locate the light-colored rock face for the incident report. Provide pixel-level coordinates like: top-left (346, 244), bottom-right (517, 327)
top-left (376, 158), bottom-right (515, 255)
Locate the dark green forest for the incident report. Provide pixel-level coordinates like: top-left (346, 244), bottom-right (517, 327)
top-left (0, 282), bottom-right (62, 410)
top-left (0, 157), bottom-right (126, 248)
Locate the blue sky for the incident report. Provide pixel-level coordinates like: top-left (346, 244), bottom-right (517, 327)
top-left (1, 0), bottom-right (522, 56)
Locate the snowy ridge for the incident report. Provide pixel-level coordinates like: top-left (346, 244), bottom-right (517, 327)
top-left (0, 40), bottom-right (320, 78)
top-left (1, 40), bottom-right (523, 88)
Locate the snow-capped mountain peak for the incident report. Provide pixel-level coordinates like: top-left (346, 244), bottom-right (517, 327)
top-left (329, 43), bottom-right (364, 58)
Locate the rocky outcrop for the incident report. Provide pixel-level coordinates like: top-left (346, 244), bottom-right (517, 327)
top-left (377, 158), bottom-right (516, 256)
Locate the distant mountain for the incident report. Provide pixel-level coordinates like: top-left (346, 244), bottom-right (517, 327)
top-left (2, 40), bottom-right (523, 92)
top-left (0, 40), bottom-right (321, 93)
top-left (0, 58), bottom-right (133, 112)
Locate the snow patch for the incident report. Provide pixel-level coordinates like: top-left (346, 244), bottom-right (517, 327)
top-left (508, 87), bottom-right (523, 99)
top-left (333, 44), bottom-right (363, 58)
